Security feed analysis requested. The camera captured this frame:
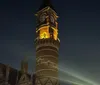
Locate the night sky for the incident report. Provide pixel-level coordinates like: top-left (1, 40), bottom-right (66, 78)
top-left (0, 0), bottom-right (100, 85)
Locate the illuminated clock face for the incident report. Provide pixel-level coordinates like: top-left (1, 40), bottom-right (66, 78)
top-left (50, 16), bottom-right (54, 23)
top-left (40, 14), bottom-right (46, 22)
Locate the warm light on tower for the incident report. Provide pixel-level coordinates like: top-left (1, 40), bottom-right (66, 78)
top-left (34, 0), bottom-right (60, 85)
top-left (36, 25), bottom-right (58, 40)
top-left (39, 26), bottom-right (50, 39)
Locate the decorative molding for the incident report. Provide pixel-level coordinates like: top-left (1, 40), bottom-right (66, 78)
top-left (36, 58), bottom-right (58, 69)
top-left (35, 69), bottom-right (58, 74)
top-left (36, 48), bottom-right (58, 55)
top-left (36, 55), bottom-right (58, 60)
top-left (18, 74), bottom-right (31, 85)
top-left (36, 43), bottom-right (59, 50)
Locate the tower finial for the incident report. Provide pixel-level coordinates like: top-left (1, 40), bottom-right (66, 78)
top-left (43, 0), bottom-right (52, 5)
top-left (38, 0), bottom-right (56, 11)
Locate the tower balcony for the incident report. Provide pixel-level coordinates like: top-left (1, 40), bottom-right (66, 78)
top-left (34, 38), bottom-right (60, 51)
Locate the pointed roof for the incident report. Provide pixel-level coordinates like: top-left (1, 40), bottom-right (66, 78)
top-left (38, 0), bottom-right (56, 11)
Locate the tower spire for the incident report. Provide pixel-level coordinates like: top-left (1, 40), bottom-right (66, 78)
top-left (21, 57), bottom-right (28, 73)
top-left (42, 0), bottom-right (52, 5)
top-left (39, 0), bottom-right (56, 11)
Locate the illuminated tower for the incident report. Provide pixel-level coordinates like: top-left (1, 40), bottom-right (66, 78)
top-left (34, 0), bottom-right (60, 85)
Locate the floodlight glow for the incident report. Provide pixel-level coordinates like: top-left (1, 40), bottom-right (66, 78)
top-left (58, 65), bottom-right (99, 85)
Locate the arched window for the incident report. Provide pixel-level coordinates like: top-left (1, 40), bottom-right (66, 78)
top-left (41, 32), bottom-right (48, 39)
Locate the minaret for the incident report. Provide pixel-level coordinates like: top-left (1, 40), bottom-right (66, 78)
top-left (21, 57), bottom-right (28, 73)
top-left (17, 57), bottom-right (32, 85)
top-left (34, 0), bottom-right (60, 85)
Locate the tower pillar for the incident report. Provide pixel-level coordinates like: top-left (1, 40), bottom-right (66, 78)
top-left (35, 0), bottom-right (60, 85)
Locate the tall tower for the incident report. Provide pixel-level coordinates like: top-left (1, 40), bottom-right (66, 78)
top-left (35, 0), bottom-right (60, 85)
top-left (21, 57), bottom-right (28, 73)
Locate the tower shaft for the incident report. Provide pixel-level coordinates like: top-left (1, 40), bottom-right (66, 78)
top-left (35, 1), bottom-right (60, 85)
